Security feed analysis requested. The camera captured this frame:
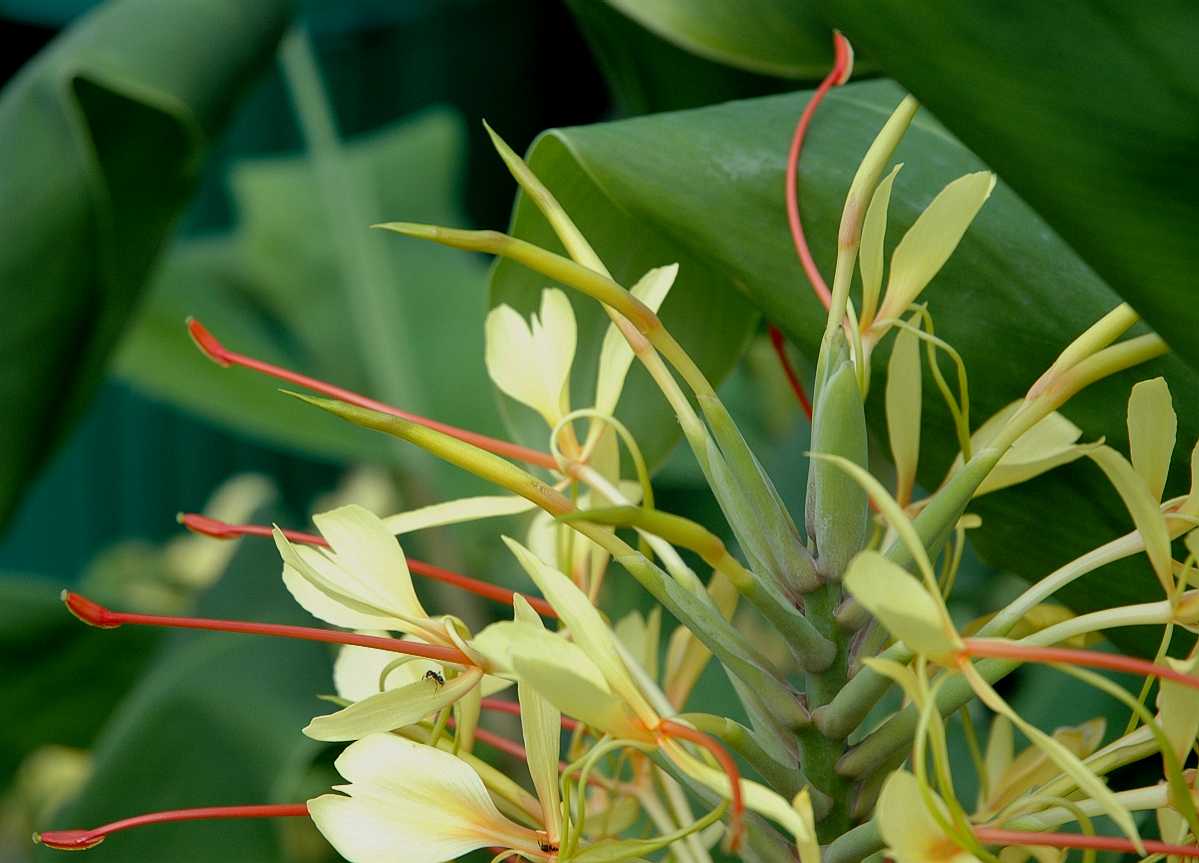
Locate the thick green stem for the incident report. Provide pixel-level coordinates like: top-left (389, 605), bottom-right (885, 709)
top-left (796, 582), bottom-right (853, 840)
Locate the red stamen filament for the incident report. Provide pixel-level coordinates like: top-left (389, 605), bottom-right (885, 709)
top-left (445, 714), bottom-right (598, 784)
top-left (784, 31), bottom-right (853, 311)
top-left (767, 325), bottom-right (813, 419)
top-left (178, 514), bottom-right (557, 619)
top-left (186, 318), bottom-right (555, 470)
top-left (62, 592), bottom-right (471, 665)
top-left (481, 697), bottom-right (580, 731)
top-left (658, 718), bottom-right (744, 852)
top-left (973, 827), bottom-right (1199, 858)
top-left (962, 638), bottom-right (1199, 692)
top-left (36, 804), bottom-right (309, 851)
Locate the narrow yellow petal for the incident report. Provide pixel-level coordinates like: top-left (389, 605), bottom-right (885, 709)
top-left (595, 265), bottom-right (677, 416)
top-left (313, 505), bottom-right (427, 620)
top-left (859, 163), bottom-right (902, 328)
top-left (886, 322), bottom-right (922, 504)
top-left (304, 667), bottom-right (483, 742)
top-left (503, 535), bottom-right (658, 725)
top-left (844, 551), bottom-right (962, 657)
top-left (876, 172), bottom-right (995, 324)
top-left (1127, 377), bottom-right (1176, 502)
top-left (381, 495), bottom-right (537, 535)
top-left (1088, 445), bottom-right (1174, 593)
top-left (512, 595), bottom-right (563, 841)
top-left (948, 403), bottom-right (1098, 496)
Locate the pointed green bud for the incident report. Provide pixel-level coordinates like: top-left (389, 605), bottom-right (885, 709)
top-left (373, 222), bottom-right (656, 332)
top-left (482, 120), bottom-right (607, 275)
top-left (806, 358), bottom-right (868, 580)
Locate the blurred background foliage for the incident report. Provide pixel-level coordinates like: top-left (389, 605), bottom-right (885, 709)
top-left (0, 1), bottom-right (1194, 861)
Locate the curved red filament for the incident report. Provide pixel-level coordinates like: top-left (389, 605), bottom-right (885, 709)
top-left (659, 718), bottom-right (744, 852)
top-left (767, 325), bottom-right (814, 419)
top-left (186, 318), bottom-right (555, 470)
top-left (785, 31), bottom-right (854, 311)
top-left (36, 804), bottom-right (309, 851)
top-left (974, 827), bottom-right (1199, 858)
top-left (62, 592), bottom-right (471, 665)
top-left (178, 514), bottom-right (557, 618)
top-left (963, 638), bottom-right (1199, 692)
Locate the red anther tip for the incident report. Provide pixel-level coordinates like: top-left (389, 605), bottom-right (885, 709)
top-left (178, 513), bottom-right (237, 539)
top-left (831, 31), bottom-right (854, 85)
top-left (34, 830), bottom-right (105, 851)
top-left (186, 318), bottom-right (231, 367)
top-left (61, 592), bottom-right (119, 629)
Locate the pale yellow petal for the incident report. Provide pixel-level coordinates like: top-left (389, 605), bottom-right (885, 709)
top-left (877, 172), bottom-right (995, 324)
top-left (509, 596), bottom-right (563, 840)
top-left (313, 505), bottom-right (427, 620)
top-left (382, 495), bottom-right (537, 535)
top-left (305, 667), bottom-right (483, 741)
top-left (333, 641), bottom-right (439, 703)
top-left (1157, 653), bottom-right (1199, 763)
top-left (513, 643), bottom-right (649, 741)
top-left (1128, 377), bottom-right (1176, 502)
top-left (486, 303), bottom-right (549, 420)
top-left (947, 404), bottom-right (1097, 496)
top-left (533, 288), bottom-right (577, 422)
top-left (859, 164), bottom-right (901, 328)
top-left (886, 322), bottom-right (922, 504)
top-left (503, 536), bottom-right (657, 724)
top-left (844, 551), bottom-right (962, 657)
top-left (878, 770), bottom-right (979, 863)
top-left (1088, 445), bottom-right (1173, 592)
top-left (310, 734), bottom-right (536, 863)
top-left (278, 537), bottom-right (409, 632)
top-left (595, 265), bottom-right (677, 416)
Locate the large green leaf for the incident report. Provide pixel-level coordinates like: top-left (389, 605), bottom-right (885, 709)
top-left (595, 0), bottom-right (833, 79)
top-left (491, 81), bottom-right (1199, 652)
top-left (815, 1), bottom-right (1199, 372)
top-left (117, 109), bottom-right (499, 483)
top-left (33, 535), bottom-right (329, 863)
top-left (0, 0), bottom-right (294, 527)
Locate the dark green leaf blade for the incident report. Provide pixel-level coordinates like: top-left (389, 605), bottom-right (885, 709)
top-left (492, 81), bottom-right (1199, 652)
top-left (815, 1), bottom-right (1199, 371)
top-left (0, 0), bottom-right (293, 526)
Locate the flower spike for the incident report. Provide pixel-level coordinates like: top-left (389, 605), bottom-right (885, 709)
top-left (60, 591), bottom-right (471, 665)
top-left (185, 318), bottom-right (555, 470)
top-left (36, 804), bottom-right (310, 851)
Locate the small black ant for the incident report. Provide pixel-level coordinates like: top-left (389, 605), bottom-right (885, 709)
top-left (424, 669), bottom-right (445, 687)
top-left (538, 840), bottom-right (559, 853)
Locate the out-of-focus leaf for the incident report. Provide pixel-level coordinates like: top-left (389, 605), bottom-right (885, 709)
top-left (491, 80), bottom-right (1199, 653)
top-left (815, 1), bottom-right (1199, 373)
top-left (565, 0), bottom-right (792, 115)
top-left (0, 578), bottom-right (158, 785)
top-left (0, 0), bottom-right (294, 527)
top-left (596, 0), bottom-right (832, 79)
top-left (33, 534), bottom-right (329, 863)
top-left (117, 109), bottom-right (499, 475)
